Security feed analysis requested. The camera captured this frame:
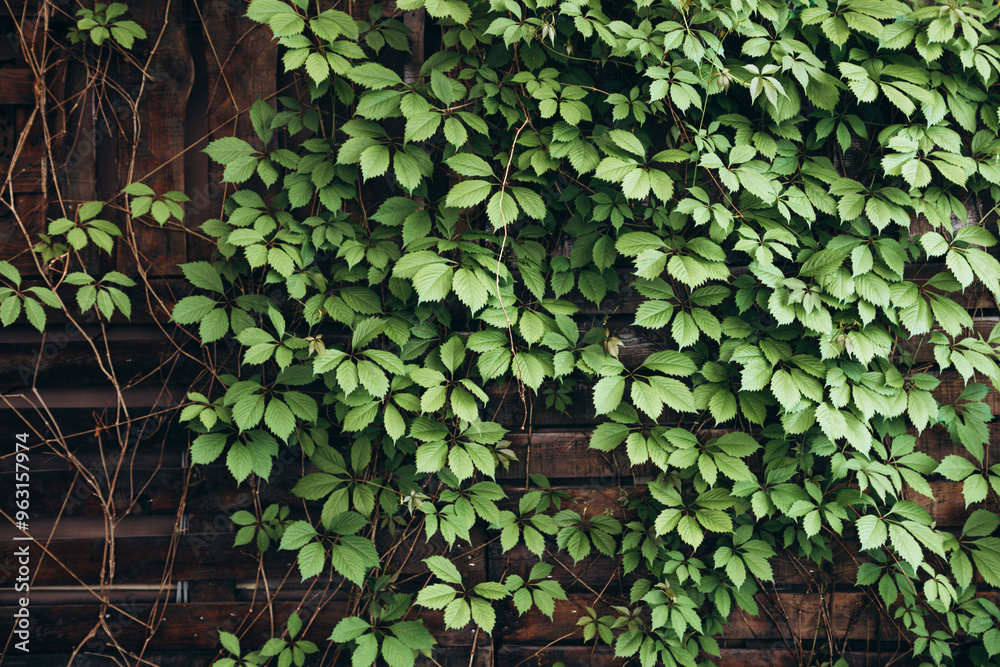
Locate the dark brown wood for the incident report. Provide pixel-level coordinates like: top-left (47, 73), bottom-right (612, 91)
top-left (0, 193), bottom-right (44, 272)
top-left (392, 2), bottom-right (425, 83)
top-left (190, 0), bottom-right (277, 259)
top-left (491, 590), bottom-right (923, 645)
top-left (488, 538), bottom-right (862, 594)
top-left (495, 646), bottom-right (917, 667)
top-left (0, 647), bottom-right (492, 667)
top-left (53, 46), bottom-right (100, 272)
top-left (0, 600), bottom-right (491, 651)
top-left (0, 526), bottom-right (485, 588)
top-left (0, 157), bottom-right (45, 193)
top-left (114, 0), bottom-right (192, 276)
top-left (0, 68), bottom-right (33, 104)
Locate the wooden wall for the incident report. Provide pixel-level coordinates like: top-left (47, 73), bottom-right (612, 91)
top-left (0, 1), bottom-right (995, 666)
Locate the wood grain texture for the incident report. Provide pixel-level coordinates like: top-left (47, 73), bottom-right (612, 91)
top-left (0, 647), bottom-right (492, 667)
top-left (494, 646), bottom-right (918, 666)
top-left (114, 0), bottom-right (193, 275)
top-left (0, 600), bottom-right (491, 651)
top-left (0, 193), bottom-right (44, 272)
top-left (0, 526), bottom-right (485, 587)
top-left (190, 0), bottom-right (278, 259)
top-left (490, 590), bottom-right (924, 644)
top-left (0, 68), bottom-right (33, 104)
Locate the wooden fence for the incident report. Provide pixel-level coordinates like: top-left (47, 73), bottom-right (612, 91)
top-left (0, 1), bottom-right (995, 666)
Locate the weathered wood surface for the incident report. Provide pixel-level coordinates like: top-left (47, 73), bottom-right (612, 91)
top-left (0, 307), bottom-right (994, 388)
top-left (113, 1), bottom-right (193, 275)
top-left (0, 600), bottom-right (493, 651)
top-left (0, 527), bottom-right (485, 588)
top-left (1, 426), bottom-right (989, 523)
top-left (0, 647), bottom-right (493, 667)
top-left (0, 68), bottom-right (33, 105)
top-left (0, 156), bottom-right (45, 193)
top-left (488, 591), bottom-right (918, 644)
top-left (495, 646), bottom-right (917, 666)
top-left (0, 193), bottom-right (45, 272)
top-left (188, 0), bottom-right (278, 260)
top-left (489, 538), bottom-right (864, 594)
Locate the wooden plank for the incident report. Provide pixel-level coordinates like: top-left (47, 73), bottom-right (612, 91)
top-left (0, 384), bottom-right (187, 410)
top-left (499, 423), bottom-right (999, 483)
top-left (0, 647), bottom-right (491, 667)
top-left (0, 525), bottom-right (485, 587)
top-left (488, 370), bottom-right (999, 429)
top-left (0, 405), bottom-right (184, 464)
top-left (6, 319), bottom-right (992, 391)
top-left (491, 591), bottom-right (914, 645)
top-left (0, 193), bottom-right (44, 272)
top-left (53, 50), bottom-right (100, 270)
top-left (494, 646), bottom-right (913, 667)
top-left (390, 2), bottom-right (426, 83)
top-left (0, 600), bottom-right (491, 651)
top-left (488, 538), bottom-right (861, 594)
top-left (0, 337), bottom-right (203, 390)
top-left (0, 157), bottom-right (45, 193)
top-left (499, 429), bottom-right (654, 481)
top-left (0, 394), bottom-right (1000, 468)
top-left (0, 68), bottom-right (33, 104)
top-left (191, 0), bottom-right (277, 258)
top-left (1, 424), bottom-right (987, 523)
top-left (114, 0), bottom-right (192, 275)
top-left (6, 277), bottom-right (188, 323)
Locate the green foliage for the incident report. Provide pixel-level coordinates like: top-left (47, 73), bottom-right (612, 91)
top-left (146, 0), bottom-right (1000, 664)
top-left (121, 183), bottom-right (190, 225)
top-left (68, 3), bottom-right (147, 49)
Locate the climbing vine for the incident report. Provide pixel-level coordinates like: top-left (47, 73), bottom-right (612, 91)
top-left (8, 0), bottom-right (1000, 664)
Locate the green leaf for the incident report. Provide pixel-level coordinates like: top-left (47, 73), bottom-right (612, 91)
top-left (352, 633), bottom-right (378, 667)
top-left (963, 509), bottom-right (999, 537)
top-left (297, 541), bottom-right (326, 579)
top-left (412, 263), bottom-right (453, 302)
top-left (347, 62), bottom-right (403, 89)
top-left (453, 268), bottom-right (489, 312)
top-left (172, 295), bottom-right (217, 324)
top-left (181, 261), bottom-right (224, 293)
top-left (443, 598), bottom-right (471, 629)
top-left (473, 581), bottom-right (509, 600)
top-left (415, 583), bottom-right (457, 610)
top-left (936, 455), bottom-right (976, 481)
top-left (416, 441), bottom-right (448, 473)
top-left (469, 596), bottom-right (496, 632)
top-left (446, 153), bottom-right (494, 178)
top-left (608, 129), bottom-right (646, 157)
top-left (425, 555), bottom-right (464, 585)
top-left (218, 631), bottom-right (240, 657)
top-left (446, 180), bottom-right (492, 208)
top-left (856, 515), bottom-right (887, 550)
top-left (380, 636), bottom-right (415, 667)
top-left (264, 398), bottom-right (296, 441)
top-left (280, 521), bottom-right (318, 551)
top-left (359, 144), bottom-right (390, 181)
top-left (593, 375), bottom-right (626, 415)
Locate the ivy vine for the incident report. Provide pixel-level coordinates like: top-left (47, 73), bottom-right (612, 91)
top-left (10, 0), bottom-right (1000, 664)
